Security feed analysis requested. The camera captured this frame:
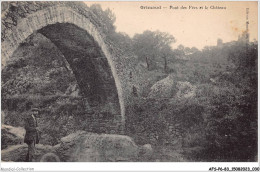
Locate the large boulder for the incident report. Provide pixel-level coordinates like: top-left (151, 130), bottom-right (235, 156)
top-left (1, 125), bottom-right (25, 149)
top-left (148, 76), bottom-right (196, 99)
top-left (1, 144), bottom-right (53, 162)
top-left (54, 131), bottom-right (139, 162)
top-left (148, 75), bottom-right (176, 98)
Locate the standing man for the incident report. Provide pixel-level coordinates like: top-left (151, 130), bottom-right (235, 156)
top-left (24, 106), bottom-right (40, 162)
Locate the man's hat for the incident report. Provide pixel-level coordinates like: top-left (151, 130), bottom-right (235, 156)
top-left (31, 107), bottom-right (40, 112)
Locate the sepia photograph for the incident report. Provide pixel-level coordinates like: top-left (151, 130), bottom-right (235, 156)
top-left (1, 0), bottom-right (258, 171)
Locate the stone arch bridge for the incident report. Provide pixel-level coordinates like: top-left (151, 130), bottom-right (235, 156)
top-left (1, 2), bottom-right (134, 134)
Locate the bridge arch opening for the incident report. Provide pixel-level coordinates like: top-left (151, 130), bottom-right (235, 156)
top-left (38, 23), bottom-right (120, 107)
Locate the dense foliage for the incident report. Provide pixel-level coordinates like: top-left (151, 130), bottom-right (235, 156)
top-left (126, 40), bottom-right (257, 161)
top-left (132, 31), bottom-right (176, 71)
top-left (202, 42), bottom-right (258, 161)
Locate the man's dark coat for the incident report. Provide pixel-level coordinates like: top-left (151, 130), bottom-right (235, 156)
top-left (24, 114), bottom-right (39, 144)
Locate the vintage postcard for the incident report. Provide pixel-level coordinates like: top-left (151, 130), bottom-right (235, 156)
top-left (1, 0), bottom-right (258, 171)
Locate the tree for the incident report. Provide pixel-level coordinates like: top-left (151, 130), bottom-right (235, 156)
top-left (177, 44), bottom-right (185, 51)
top-left (89, 4), bottom-right (133, 54)
top-left (90, 4), bottom-right (116, 34)
top-left (172, 49), bottom-right (184, 59)
top-left (190, 47), bottom-right (199, 53)
top-left (161, 46), bottom-right (173, 73)
top-left (184, 47), bottom-right (192, 55)
top-left (132, 30), bottom-right (176, 71)
top-left (111, 32), bottom-right (133, 53)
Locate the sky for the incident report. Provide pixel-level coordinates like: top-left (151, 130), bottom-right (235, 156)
top-left (84, 1), bottom-right (258, 49)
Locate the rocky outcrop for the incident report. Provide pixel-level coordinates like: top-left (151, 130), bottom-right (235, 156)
top-left (1, 130), bottom-right (153, 162)
top-left (148, 76), bottom-right (196, 99)
top-left (1, 144), bottom-right (53, 162)
top-left (54, 131), bottom-right (139, 162)
top-left (1, 125), bottom-right (25, 150)
top-left (148, 75), bottom-right (176, 98)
